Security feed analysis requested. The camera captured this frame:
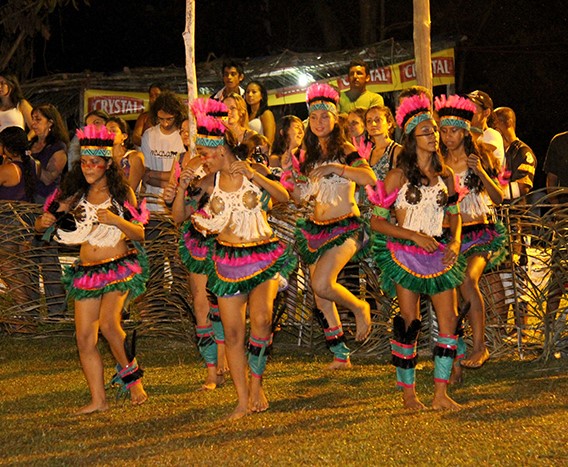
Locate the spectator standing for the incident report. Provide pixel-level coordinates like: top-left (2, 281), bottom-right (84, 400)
top-left (0, 73), bottom-right (33, 134)
top-left (141, 91), bottom-right (186, 213)
top-left (211, 60), bottom-right (245, 101)
top-left (270, 115), bottom-right (304, 175)
top-left (467, 90), bottom-right (505, 168)
top-left (132, 82), bottom-right (166, 148)
top-left (346, 107), bottom-right (367, 146)
top-left (245, 80), bottom-right (276, 145)
top-left (223, 93), bottom-right (256, 144)
top-left (106, 116), bottom-right (145, 192)
top-left (365, 105), bottom-right (402, 182)
top-left (338, 59), bottom-right (384, 114)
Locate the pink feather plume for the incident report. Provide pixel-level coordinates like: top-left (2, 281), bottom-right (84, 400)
top-left (434, 94), bottom-right (477, 114)
top-left (395, 95), bottom-right (431, 128)
top-left (454, 175), bottom-right (469, 202)
top-left (497, 166), bottom-right (512, 186)
top-left (365, 181), bottom-right (398, 208)
top-left (191, 97), bottom-right (228, 117)
top-left (280, 171), bottom-right (295, 191)
top-left (124, 198), bottom-right (150, 225)
top-left (306, 82), bottom-right (339, 104)
top-left (43, 188), bottom-right (60, 212)
top-left (354, 138), bottom-right (372, 160)
top-left (76, 124), bottom-right (114, 142)
top-left (173, 161), bottom-right (181, 183)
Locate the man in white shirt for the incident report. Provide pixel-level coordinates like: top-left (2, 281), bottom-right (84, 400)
top-left (467, 90), bottom-right (505, 168)
top-left (141, 91), bottom-right (186, 213)
top-left (211, 60), bottom-right (245, 101)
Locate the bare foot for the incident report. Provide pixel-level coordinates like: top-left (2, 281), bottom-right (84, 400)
top-left (402, 387), bottom-right (426, 410)
top-left (326, 359), bottom-right (352, 370)
top-left (353, 300), bottom-right (371, 341)
top-left (449, 362), bottom-right (463, 385)
top-left (199, 367), bottom-right (221, 391)
top-left (130, 382), bottom-right (148, 406)
top-left (226, 404), bottom-right (249, 421)
top-left (74, 401), bottom-right (109, 415)
top-left (248, 378), bottom-right (269, 413)
top-left (432, 393), bottom-right (462, 411)
top-left (461, 347), bottom-right (489, 369)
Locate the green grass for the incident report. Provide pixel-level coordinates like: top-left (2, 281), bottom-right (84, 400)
top-left (0, 335), bottom-right (567, 466)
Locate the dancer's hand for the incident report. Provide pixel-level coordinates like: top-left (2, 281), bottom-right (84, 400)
top-left (310, 163), bottom-right (342, 180)
top-left (37, 212), bottom-right (57, 229)
top-left (96, 208), bottom-right (119, 225)
top-left (442, 239), bottom-right (461, 265)
top-left (411, 232), bottom-right (439, 252)
top-left (179, 167), bottom-right (198, 190)
top-left (230, 160), bottom-right (255, 180)
top-left (467, 154), bottom-right (483, 175)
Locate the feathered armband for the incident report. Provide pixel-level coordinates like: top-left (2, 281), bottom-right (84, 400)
top-left (124, 199), bottom-right (150, 225)
top-left (365, 181), bottom-right (398, 220)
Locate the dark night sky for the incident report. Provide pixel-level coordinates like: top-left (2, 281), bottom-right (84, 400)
top-left (34, 0), bottom-right (568, 188)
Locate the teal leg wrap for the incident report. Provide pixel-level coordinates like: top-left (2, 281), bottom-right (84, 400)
top-left (395, 367), bottom-right (416, 388)
top-left (109, 358), bottom-right (144, 400)
top-left (208, 303), bottom-right (225, 344)
top-left (324, 325), bottom-right (350, 362)
top-left (456, 336), bottom-right (467, 361)
top-left (248, 334), bottom-right (272, 378)
top-left (196, 324), bottom-right (217, 367)
top-left (434, 334), bottom-right (458, 383)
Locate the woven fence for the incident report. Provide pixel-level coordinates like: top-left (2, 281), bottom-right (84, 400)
top-left (1, 188), bottom-right (566, 361)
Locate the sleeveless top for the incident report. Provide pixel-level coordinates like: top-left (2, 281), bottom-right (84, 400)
top-left (55, 196), bottom-right (125, 247)
top-left (395, 176), bottom-right (448, 237)
top-left (0, 106), bottom-right (25, 133)
top-left (248, 117), bottom-right (263, 135)
top-left (32, 140), bottom-right (67, 200)
top-left (193, 173), bottom-right (272, 238)
top-left (0, 159), bottom-right (34, 201)
top-left (455, 170), bottom-right (490, 218)
top-left (371, 141), bottom-right (401, 182)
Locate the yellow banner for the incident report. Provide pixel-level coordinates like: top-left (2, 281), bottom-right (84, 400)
top-left (267, 48), bottom-right (455, 106)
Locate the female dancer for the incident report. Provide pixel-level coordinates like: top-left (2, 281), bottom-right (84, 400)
top-left (164, 102), bottom-right (228, 390)
top-left (106, 116), bottom-right (145, 192)
top-left (435, 94), bottom-right (506, 376)
top-left (369, 94), bottom-right (465, 410)
top-left (289, 83), bottom-right (375, 369)
top-left (365, 105), bottom-right (402, 182)
top-left (35, 125), bottom-right (149, 414)
top-left (189, 105), bottom-right (296, 420)
top-left (245, 80), bottom-right (276, 145)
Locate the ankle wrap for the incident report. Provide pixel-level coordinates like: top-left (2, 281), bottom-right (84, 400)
top-left (110, 358), bottom-right (144, 398)
top-left (196, 324), bottom-right (217, 367)
top-left (434, 334), bottom-right (458, 383)
top-left (391, 315), bottom-right (421, 388)
top-left (248, 334), bottom-right (272, 378)
top-left (208, 303), bottom-right (225, 344)
top-left (324, 325), bottom-right (350, 362)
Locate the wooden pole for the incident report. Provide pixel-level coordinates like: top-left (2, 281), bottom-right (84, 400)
top-left (183, 0), bottom-right (197, 154)
top-left (413, 0), bottom-right (432, 96)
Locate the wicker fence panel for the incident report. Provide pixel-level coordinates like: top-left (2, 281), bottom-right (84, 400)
top-left (1, 188), bottom-right (566, 361)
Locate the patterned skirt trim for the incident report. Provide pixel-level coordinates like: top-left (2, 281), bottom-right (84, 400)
top-left (178, 220), bottom-right (216, 275)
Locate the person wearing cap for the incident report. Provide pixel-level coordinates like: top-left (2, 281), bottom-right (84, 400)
top-left (338, 59), bottom-right (384, 114)
top-left (467, 90), bottom-right (505, 168)
top-left (436, 94), bottom-right (506, 377)
top-left (35, 124), bottom-right (150, 414)
top-left (369, 94), bottom-right (464, 410)
top-left (287, 82), bottom-right (375, 370)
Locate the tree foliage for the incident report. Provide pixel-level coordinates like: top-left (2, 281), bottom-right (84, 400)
top-left (0, 0), bottom-right (90, 78)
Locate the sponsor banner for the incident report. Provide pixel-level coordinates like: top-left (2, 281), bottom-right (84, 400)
top-left (267, 48), bottom-right (455, 106)
top-left (83, 89), bottom-right (187, 120)
top-left (83, 48), bottom-right (454, 114)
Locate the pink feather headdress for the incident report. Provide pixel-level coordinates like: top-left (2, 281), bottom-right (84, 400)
top-left (306, 83), bottom-right (339, 114)
top-left (395, 95), bottom-right (432, 134)
top-left (434, 94), bottom-right (476, 130)
top-left (191, 98), bottom-right (228, 147)
top-left (76, 124), bottom-right (115, 158)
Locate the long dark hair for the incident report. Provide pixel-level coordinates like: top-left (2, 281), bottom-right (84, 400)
top-left (107, 116), bottom-right (134, 150)
top-left (272, 115), bottom-right (303, 155)
top-left (60, 158), bottom-right (129, 205)
top-left (301, 120), bottom-right (346, 174)
top-left (0, 74), bottom-right (25, 108)
top-left (223, 128), bottom-right (249, 161)
top-left (398, 129), bottom-right (446, 187)
top-left (439, 130), bottom-right (499, 192)
top-left (245, 80), bottom-right (269, 119)
top-left (30, 104), bottom-right (70, 146)
top-left (0, 126), bottom-right (37, 201)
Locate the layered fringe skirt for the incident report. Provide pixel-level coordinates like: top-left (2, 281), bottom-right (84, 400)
top-left (460, 221), bottom-right (507, 271)
top-left (178, 220), bottom-right (216, 275)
